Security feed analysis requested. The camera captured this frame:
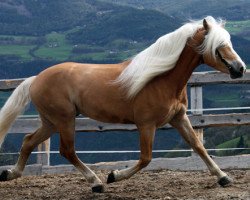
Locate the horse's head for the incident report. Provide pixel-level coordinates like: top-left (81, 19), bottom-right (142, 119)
top-left (198, 17), bottom-right (246, 79)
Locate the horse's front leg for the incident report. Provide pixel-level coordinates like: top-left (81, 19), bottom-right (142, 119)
top-left (107, 125), bottom-right (156, 183)
top-left (170, 113), bottom-right (233, 187)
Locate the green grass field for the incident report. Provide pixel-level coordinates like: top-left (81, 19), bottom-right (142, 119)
top-left (226, 20), bottom-right (250, 40)
top-left (0, 19), bottom-right (249, 62)
top-left (34, 32), bottom-right (73, 61)
top-left (0, 44), bottom-right (35, 60)
top-left (216, 135), bottom-right (250, 156)
top-left (0, 32), bottom-right (142, 62)
top-left (217, 137), bottom-right (240, 149)
top-left (0, 35), bottom-right (37, 41)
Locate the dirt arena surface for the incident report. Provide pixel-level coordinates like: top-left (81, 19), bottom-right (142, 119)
top-left (0, 169), bottom-right (249, 200)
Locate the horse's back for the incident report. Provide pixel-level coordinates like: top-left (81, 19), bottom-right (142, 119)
top-left (30, 61), bottom-right (123, 97)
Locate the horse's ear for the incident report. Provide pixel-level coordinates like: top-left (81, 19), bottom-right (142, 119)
top-left (203, 19), bottom-right (211, 31)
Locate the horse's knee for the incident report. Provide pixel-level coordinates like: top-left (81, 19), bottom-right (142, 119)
top-left (190, 139), bottom-right (208, 157)
top-left (192, 139), bottom-right (205, 151)
top-left (21, 134), bottom-right (35, 152)
top-left (23, 133), bottom-right (32, 144)
top-left (59, 148), bottom-right (68, 159)
top-left (139, 157), bottom-right (151, 169)
top-left (60, 147), bottom-right (76, 161)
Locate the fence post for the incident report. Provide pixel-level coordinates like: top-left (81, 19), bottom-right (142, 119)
top-left (37, 138), bottom-right (50, 166)
top-left (190, 85), bottom-right (204, 156)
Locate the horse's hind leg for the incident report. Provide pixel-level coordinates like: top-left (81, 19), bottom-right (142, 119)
top-left (107, 125), bottom-right (156, 183)
top-left (170, 113), bottom-right (233, 187)
top-left (0, 118), bottom-right (53, 181)
top-left (58, 119), bottom-right (104, 193)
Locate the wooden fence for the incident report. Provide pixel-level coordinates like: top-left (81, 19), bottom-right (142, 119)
top-left (0, 71), bottom-right (250, 172)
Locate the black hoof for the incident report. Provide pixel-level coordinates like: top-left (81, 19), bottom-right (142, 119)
top-left (107, 171), bottom-right (115, 184)
top-left (92, 185), bottom-right (104, 193)
top-left (0, 170), bottom-right (8, 181)
top-left (218, 176), bottom-right (233, 187)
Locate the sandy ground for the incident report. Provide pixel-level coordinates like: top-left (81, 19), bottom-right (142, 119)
top-left (0, 169), bottom-right (249, 200)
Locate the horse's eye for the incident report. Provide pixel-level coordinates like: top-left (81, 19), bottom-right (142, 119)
top-left (216, 45), bottom-right (226, 56)
top-left (215, 49), bottom-right (219, 56)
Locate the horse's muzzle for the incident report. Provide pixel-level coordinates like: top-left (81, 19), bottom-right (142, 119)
top-left (229, 61), bottom-right (246, 79)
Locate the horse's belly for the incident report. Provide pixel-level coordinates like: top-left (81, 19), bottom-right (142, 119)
top-left (79, 106), bottom-right (133, 124)
top-left (76, 95), bottom-right (134, 124)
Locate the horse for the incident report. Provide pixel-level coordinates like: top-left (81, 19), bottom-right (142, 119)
top-left (0, 16), bottom-right (246, 193)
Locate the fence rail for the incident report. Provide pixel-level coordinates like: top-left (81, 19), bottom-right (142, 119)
top-left (1, 71), bottom-right (250, 90)
top-left (0, 71), bottom-right (250, 169)
top-left (5, 113), bottom-right (250, 133)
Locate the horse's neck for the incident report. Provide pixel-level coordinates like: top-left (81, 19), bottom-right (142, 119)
top-left (166, 45), bottom-right (201, 93)
top-left (139, 45), bottom-right (201, 103)
top-left (142, 44), bottom-right (201, 102)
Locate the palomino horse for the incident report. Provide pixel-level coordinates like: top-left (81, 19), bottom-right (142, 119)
top-left (0, 16), bottom-right (246, 193)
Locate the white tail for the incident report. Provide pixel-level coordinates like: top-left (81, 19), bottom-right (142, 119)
top-left (0, 76), bottom-right (36, 148)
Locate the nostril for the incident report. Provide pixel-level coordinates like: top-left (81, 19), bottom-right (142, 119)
top-left (240, 67), bottom-right (244, 73)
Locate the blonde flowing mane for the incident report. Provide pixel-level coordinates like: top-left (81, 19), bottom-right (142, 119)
top-left (115, 16), bottom-right (229, 98)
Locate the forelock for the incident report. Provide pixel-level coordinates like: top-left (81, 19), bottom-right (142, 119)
top-left (199, 20), bottom-right (231, 58)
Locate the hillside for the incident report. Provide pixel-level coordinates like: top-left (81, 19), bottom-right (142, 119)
top-left (0, 0), bottom-right (249, 79)
top-left (102, 0), bottom-right (250, 42)
top-left (0, 0), bottom-right (179, 37)
top-left (102, 0), bottom-right (250, 20)
top-left (0, 0), bottom-right (95, 35)
top-left (0, 0), bottom-right (181, 78)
